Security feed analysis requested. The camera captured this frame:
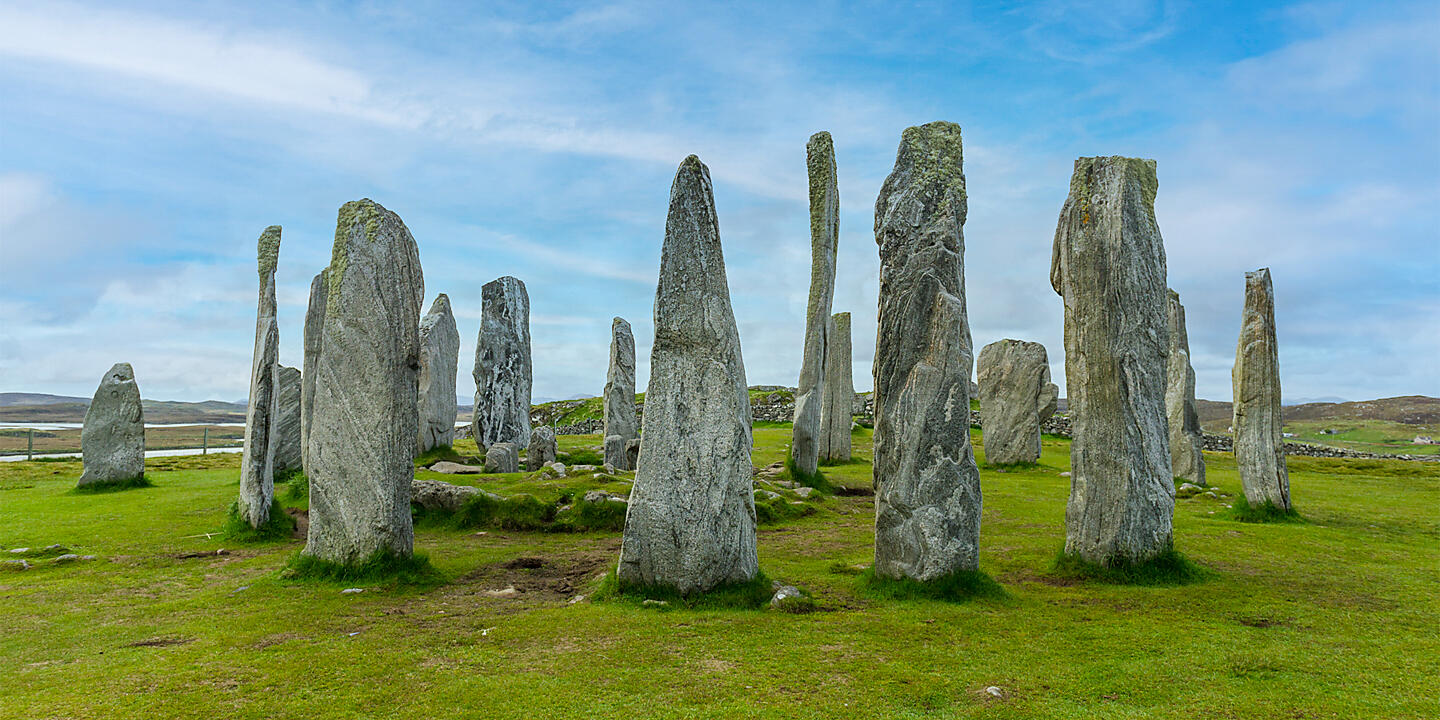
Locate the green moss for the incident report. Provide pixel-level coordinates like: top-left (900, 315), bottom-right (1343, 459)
top-left (256, 225), bottom-right (282, 278)
top-left (221, 498), bottom-right (295, 542)
top-left (754, 494), bottom-right (816, 525)
top-left (592, 569), bottom-right (774, 609)
top-left (328, 200), bottom-right (383, 307)
top-left (1050, 549), bottom-right (1211, 586)
top-left (899, 121), bottom-right (966, 216)
top-left (73, 475), bottom-right (153, 493)
top-left (857, 567), bottom-right (1009, 603)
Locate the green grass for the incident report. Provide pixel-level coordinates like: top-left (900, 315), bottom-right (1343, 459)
top-left (1226, 497), bottom-right (1304, 524)
top-left (592, 570), bottom-right (775, 610)
top-left (1283, 418), bottom-right (1440, 455)
top-left (283, 548), bottom-right (443, 589)
top-left (221, 498), bottom-right (297, 543)
top-left (1049, 548), bottom-right (1212, 586)
top-left (857, 567), bottom-right (1010, 603)
top-left (72, 474), bottom-right (153, 493)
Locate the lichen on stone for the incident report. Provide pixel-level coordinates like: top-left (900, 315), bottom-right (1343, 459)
top-left (328, 199), bottom-right (383, 305)
top-left (256, 225), bottom-right (282, 278)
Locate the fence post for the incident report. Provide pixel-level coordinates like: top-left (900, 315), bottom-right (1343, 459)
top-left (28, 428), bottom-right (34, 460)
top-left (203, 427), bottom-right (208, 455)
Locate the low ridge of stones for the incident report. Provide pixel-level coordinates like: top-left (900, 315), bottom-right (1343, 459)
top-left (791, 131), bottom-right (840, 478)
top-left (79, 362), bottom-right (144, 487)
top-left (473, 276), bottom-right (533, 450)
top-left (417, 294), bottom-right (460, 454)
top-left (977, 339), bottom-right (1058, 466)
top-left (1233, 268), bottom-right (1291, 511)
top-left (239, 225), bottom-right (282, 528)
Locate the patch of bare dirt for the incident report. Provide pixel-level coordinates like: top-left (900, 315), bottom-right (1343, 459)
top-left (124, 637), bottom-right (194, 648)
top-left (287, 508), bottom-right (308, 539)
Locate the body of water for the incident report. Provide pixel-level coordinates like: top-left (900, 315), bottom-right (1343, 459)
top-left (0, 446), bottom-right (244, 462)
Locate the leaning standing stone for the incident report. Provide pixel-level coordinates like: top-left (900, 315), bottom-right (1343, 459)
top-left (1233, 268), bottom-right (1291, 510)
top-left (603, 316), bottom-right (639, 469)
top-left (472, 277), bottom-right (532, 449)
top-left (271, 365), bottom-right (303, 474)
top-left (79, 362), bottom-right (144, 486)
top-left (301, 268), bottom-right (328, 478)
top-left (526, 426), bottom-right (557, 471)
top-left (304, 199), bottom-right (424, 565)
top-left (1051, 156), bottom-right (1175, 564)
top-left (818, 311), bottom-right (853, 463)
top-left (1166, 289), bottom-right (1206, 485)
top-left (872, 122), bottom-right (982, 581)
top-left (791, 131), bottom-right (840, 477)
top-left (618, 155), bottom-right (757, 594)
top-left (239, 225), bottom-right (282, 527)
top-left (417, 294), bottom-right (460, 454)
top-left (977, 339), bottom-right (1057, 466)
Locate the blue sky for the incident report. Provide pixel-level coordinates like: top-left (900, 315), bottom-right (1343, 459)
top-left (1, 0), bottom-right (1436, 404)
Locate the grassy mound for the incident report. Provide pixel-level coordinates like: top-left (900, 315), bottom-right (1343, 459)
top-left (1050, 548), bottom-right (1211, 586)
top-left (73, 475), bottom-right (154, 493)
top-left (592, 570), bottom-right (775, 610)
top-left (857, 568), bottom-right (1009, 603)
top-left (221, 498), bottom-right (296, 542)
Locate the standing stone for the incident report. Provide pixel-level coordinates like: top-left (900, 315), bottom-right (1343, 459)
top-left (1050, 156), bottom-right (1174, 564)
top-left (1233, 268), bottom-right (1291, 510)
top-left (818, 311), bottom-right (853, 463)
top-left (485, 442), bottom-right (519, 473)
top-left (301, 268), bottom-right (328, 478)
top-left (271, 365), bottom-right (303, 474)
top-left (791, 131), bottom-right (840, 478)
top-left (526, 426), bottom-right (557, 471)
top-left (417, 294), bottom-right (460, 454)
top-left (977, 339), bottom-right (1058, 466)
top-left (618, 155), bottom-right (757, 594)
top-left (472, 277), bottom-right (532, 449)
top-left (304, 199), bottom-right (423, 565)
top-left (603, 316), bottom-right (639, 469)
top-left (239, 226), bottom-right (282, 528)
top-left (872, 122), bottom-right (981, 581)
top-left (79, 363), bottom-right (144, 486)
top-left (1166, 290), bottom-right (1207, 485)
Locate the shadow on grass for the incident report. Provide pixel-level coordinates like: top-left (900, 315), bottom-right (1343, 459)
top-left (983, 461), bottom-right (1043, 473)
top-left (857, 568), bottom-right (1010, 603)
top-left (1050, 549), bottom-right (1212, 586)
top-left (282, 549), bottom-right (444, 590)
top-left (222, 498), bottom-right (296, 543)
top-left (591, 570), bottom-right (774, 610)
top-left (72, 475), bottom-right (154, 494)
top-left (1224, 497), bottom-right (1304, 524)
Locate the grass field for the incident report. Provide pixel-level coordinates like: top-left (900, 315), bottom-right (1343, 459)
top-left (0, 425), bottom-right (245, 456)
top-left (2, 426), bottom-right (1437, 719)
top-left (1282, 418), bottom-right (1440, 456)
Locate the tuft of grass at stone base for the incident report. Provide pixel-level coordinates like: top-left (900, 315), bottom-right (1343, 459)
top-left (857, 567), bottom-right (1010, 603)
top-left (72, 475), bottom-right (154, 494)
top-left (591, 570), bottom-right (775, 611)
top-left (1226, 497), bottom-right (1305, 524)
top-left (221, 498), bottom-right (296, 543)
top-left (1049, 548), bottom-right (1212, 586)
top-left (283, 549), bottom-right (443, 589)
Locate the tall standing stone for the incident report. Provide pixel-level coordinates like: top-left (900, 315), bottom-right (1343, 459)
top-left (1166, 289), bottom-right (1206, 485)
top-left (239, 225), bottom-right (282, 528)
top-left (618, 155), bottom-right (757, 594)
top-left (1050, 156), bottom-right (1174, 564)
top-left (472, 277), bottom-right (532, 449)
top-left (818, 311), bottom-right (853, 463)
top-left (301, 268), bottom-right (328, 478)
top-left (79, 362), bottom-right (144, 486)
top-left (872, 122), bottom-right (982, 581)
top-left (417, 294), bottom-right (460, 454)
top-left (603, 316), bottom-right (639, 469)
top-left (304, 199), bottom-right (424, 564)
top-left (1233, 268), bottom-right (1290, 510)
top-left (977, 339), bottom-right (1058, 466)
top-left (271, 365), bottom-right (302, 474)
top-left (791, 131), bottom-right (840, 478)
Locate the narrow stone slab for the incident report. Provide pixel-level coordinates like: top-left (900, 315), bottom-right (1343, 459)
top-left (472, 277), bottom-right (532, 449)
top-left (417, 294), bottom-right (460, 454)
top-left (79, 362), bottom-right (144, 486)
top-left (818, 311), bottom-right (853, 463)
top-left (977, 339), bottom-right (1057, 465)
top-left (1233, 268), bottom-right (1291, 510)
top-left (484, 442), bottom-right (519, 473)
top-left (428, 461), bottom-right (485, 475)
top-left (618, 155), bottom-right (757, 594)
top-left (1051, 156), bottom-right (1174, 564)
top-left (301, 268), bottom-right (328, 478)
top-left (526, 426), bottom-right (557, 471)
top-left (271, 365), bottom-right (302, 474)
top-left (872, 122), bottom-right (982, 581)
top-left (240, 225), bottom-right (282, 527)
top-left (1166, 289), bottom-right (1206, 485)
top-left (603, 317), bottom-right (639, 469)
top-left (792, 131), bottom-right (840, 477)
top-left (411, 478), bottom-right (481, 513)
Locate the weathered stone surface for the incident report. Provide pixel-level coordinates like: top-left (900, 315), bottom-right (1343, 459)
top-left (792, 131), bottom-right (840, 477)
top-left (428, 461), bottom-right (484, 474)
top-left (977, 339), bottom-right (1056, 466)
top-left (472, 277), bottom-right (532, 449)
top-left (604, 434), bottom-right (626, 471)
top-left (79, 362), bottom-right (144, 486)
top-left (417, 294), bottom-right (460, 454)
top-left (625, 439), bottom-right (641, 470)
top-left (271, 365), bottom-right (302, 474)
top-left (484, 442), bottom-right (519, 473)
top-left (1050, 156), bottom-right (1174, 564)
top-left (618, 155), bottom-right (757, 594)
top-left (819, 311), bottom-right (853, 463)
top-left (526, 426), bottom-right (557, 471)
top-left (872, 122), bottom-right (982, 581)
top-left (304, 199), bottom-right (423, 565)
top-left (411, 478), bottom-right (480, 513)
top-left (1233, 268), bottom-right (1291, 510)
top-left (240, 225), bottom-right (282, 526)
top-left (603, 317), bottom-right (639, 469)
top-left (301, 268), bottom-right (328, 478)
top-left (1166, 289), bottom-right (1206, 485)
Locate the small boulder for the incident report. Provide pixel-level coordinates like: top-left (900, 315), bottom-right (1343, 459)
top-left (429, 461), bottom-right (485, 475)
top-left (794, 487), bottom-right (816, 499)
top-left (484, 443), bottom-right (520, 473)
top-left (2, 560), bottom-right (30, 571)
top-left (53, 554), bottom-right (81, 564)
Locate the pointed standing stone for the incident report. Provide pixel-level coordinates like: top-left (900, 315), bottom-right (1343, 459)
top-left (1166, 289), bottom-right (1206, 485)
top-left (1233, 268), bottom-right (1290, 510)
top-left (417, 294), bottom-right (460, 454)
top-left (603, 316), bottom-right (639, 469)
top-left (472, 277), bottom-right (532, 449)
top-left (304, 199), bottom-right (424, 565)
top-left (818, 311), bottom-right (853, 464)
top-left (618, 155), bottom-right (757, 594)
top-left (1051, 156), bottom-right (1174, 565)
top-left (301, 268), bottom-right (328, 478)
top-left (872, 122), bottom-right (982, 581)
top-left (271, 365), bottom-right (303, 474)
top-left (792, 131), bottom-right (840, 478)
top-left (79, 362), bottom-right (144, 486)
top-left (239, 226), bottom-right (282, 528)
top-left (977, 339), bottom-right (1058, 466)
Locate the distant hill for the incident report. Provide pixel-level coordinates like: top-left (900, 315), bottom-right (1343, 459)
top-left (0, 393), bottom-right (88, 407)
top-left (1195, 395), bottom-right (1440, 431)
top-left (0, 396), bottom-right (247, 424)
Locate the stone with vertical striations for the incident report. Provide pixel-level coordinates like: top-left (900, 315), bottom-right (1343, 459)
top-left (872, 122), bottom-right (982, 581)
top-left (485, 442), bottom-right (519, 473)
top-left (1166, 289), bottom-right (1206, 485)
top-left (819, 311), bottom-right (853, 463)
top-left (791, 131), bottom-right (840, 478)
top-left (526, 426), bottom-right (557, 471)
top-left (1050, 156), bottom-right (1174, 565)
top-left (603, 316), bottom-right (639, 469)
top-left (79, 363), bottom-right (144, 486)
top-left (304, 199), bottom-right (424, 565)
top-left (240, 226), bottom-right (282, 527)
top-left (472, 277), bottom-right (532, 449)
top-left (301, 268), bottom-right (328, 478)
top-left (977, 339), bottom-right (1057, 466)
top-left (417, 294), bottom-right (460, 454)
top-left (618, 155), bottom-right (757, 594)
top-left (1233, 268), bottom-right (1290, 510)
top-left (271, 365), bottom-right (302, 474)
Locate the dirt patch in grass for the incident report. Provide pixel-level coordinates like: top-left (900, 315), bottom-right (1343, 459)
top-left (124, 637), bottom-right (194, 648)
top-left (457, 547), bottom-right (616, 604)
top-left (1235, 615), bottom-right (1285, 628)
top-left (287, 508), bottom-right (308, 539)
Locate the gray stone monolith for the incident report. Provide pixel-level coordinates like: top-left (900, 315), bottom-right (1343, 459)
top-left (1166, 289), bottom-right (1206, 485)
top-left (1233, 268), bottom-right (1290, 510)
top-left (791, 131), bottom-right (840, 478)
top-left (603, 316), bottom-right (639, 469)
top-left (872, 122), bottom-right (982, 581)
top-left (417, 294), bottom-right (460, 454)
top-left (79, 362), bottom-right (144, 486)
top-left (618, 155), bottom-right (757, 594)
top-left (272, 365), bottom-right (302, 474)
top-left (1050, 156), bottom-right (1175, 564)
top-left (239, 225), bottom-right (282, 527)
top-left (818, 311), bottom-right (853, 464)
top-left (977, 339), bottom-right (1057, 466)
top-left (301, 268), bottom-right (328, 478)
top-left (526, 426), bottom-right (557, 471)
top-left (303, 199), bottom-right (423, 564)
top-left (472, 277), bottom-right (532, 449)
top-left (485, 442), bottom-right (519, 473)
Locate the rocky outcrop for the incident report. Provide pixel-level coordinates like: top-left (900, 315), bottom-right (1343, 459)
top-left (603, 317), bottom-right (639, 469)
top-left (1233, 268), bottom-right (1291, 510)
top-left (271, 365), bottom-right (302, 474)
top-left (1166, 290), bottom-right (1206, 485)
top-left (977, 339), bottom-right (1057, 465)
top-left (473, 277), bottom-right (532, 449)
top-left (240, 225), bottom-right (282, 526)
top-left (819, 311), bottom-right (853, 463)
top-left (79, 362), bottom-right (144, 486)
top-left (301, 268), bottom-right (328, 478)
top-left (792, 131), bottom-right (840, 477)
top-left (417, 294), bottom-right (460, 453)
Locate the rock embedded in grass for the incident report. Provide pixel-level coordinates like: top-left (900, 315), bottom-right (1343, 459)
top-left (525, 426), bottom-right (556, 471)
top-left (79, 362), bottom-right (145, 488)
top-left (1166, 289), bottom-right (1206, 485)
top-left (977, 339), bottom-right (1058, 465)
top-left (472, 276), bottom-right (533, 449)
top-left (603, 317), bottom-right (639, 469)
top-left (792, 131), bottom-right (840, 478)
top-left (1233, 268), bottom-right (1292, 511)
top-left (484, 443), bottom-right (520, 473)
top-left (417, 294), bottom-right (460, 454)
top-left (240, 226), bottom-right (283, 527)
